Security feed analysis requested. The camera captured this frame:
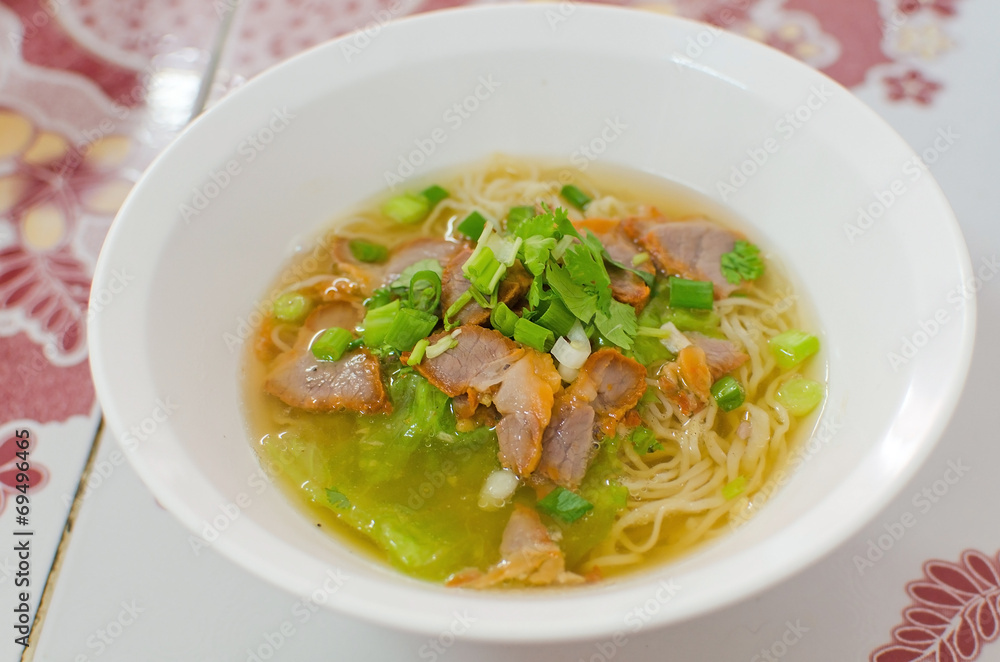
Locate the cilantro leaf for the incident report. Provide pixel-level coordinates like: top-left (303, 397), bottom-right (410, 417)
top-left (546, 262), bottom-right (598, 323)
top-left (720, 240), bottom-right (765, 285)
top-left (536, 486), bottom-right (594, 523)
top-left (594, 299), bottom-right (637, 350)
top-left (520, 236), bottom-right (557, 276)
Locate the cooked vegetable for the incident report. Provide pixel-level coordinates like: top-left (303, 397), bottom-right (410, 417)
top-left (710, 375), bottom-right (745, 412)
top-left (560, 184), bottom-right (592, 211)
top-left (536, 486), bottom-right (594, 523)
top-left (348, 239), bottom-right (389, 263)
top-left (768, 330), bottom-right (820, 369)
top-left (720, 240), bottom-right (764, 285)
top-left (722, 476), bottom-right (747, 500)
top-left (421, 184), bottom-right (449, 206)
top-left (457, 211), bottom-right (488, 240)
top-left (272, 292), bottom-right (312, 322)
top-left (408, 269), bottom-right (442, 314)
top-left (384, 308), bottom-right (438, 352)
top-left (362, 300), bottom-right (400, 347)
top-left (668, 276), bottom-right (715, 310)
top-left (776, 378), bottom-right (824, 416)
top-left (310, 327), bottom-right (354, 362)
top-left (382, 192), bottom-right (431, 224)
top-left (513, 317), bottom-right (554, 352)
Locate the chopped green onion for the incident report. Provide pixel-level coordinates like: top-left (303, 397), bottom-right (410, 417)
top-left (506, 205), bottom-right (536, 232)
top-left (629, 426), bottom-right (662, 454)
top-left (362, 300), bottom-right (401, 347)
top-left (463, 245), bottom-right (505, 294)
top-left (551, 234), bottom-right (575, 260)
top-left (381, 192), bottom-right (431, 224)
top-left (408, 269), bottom-right (442, 314)
top-left (768, 330), bottom-right (820, 369)
top-left (310, 327), bottom-right (354, 362)
top-left (722, 476), bottom-right (747, 500)
top-left (420, 184), bottom-right (449, 206)
top-left (668, 276), bottom-right (715, 310)
top-left (467, 285), bottom-right (491, 309)
top-left (776, 378), bottom-right (824, 416)
top-left (348, 239), bottom-right (389, 263)
top-left (533, 298), bottom-right (576, 337)
top-left (631, 252), bottom-right (650, 267)
top-left (536, 486), bottom-right (594, 523)
top-left (560, 184), bottom-right (592, 211)
top-left (491, 302), bottom-right (519, 336)
top-left (384, 308), bottom-right (438, 352)
top-left (457, 211), bottom-right (488, 240)
top-left (425, 333), bottom-right (458, 359)
top-left (407, 338), bottom-right (429, 366)
top-left (272, 292), bottom-right (312, 322)
top-left (711, 376), bottom-right (745, 412)
top-left (391, 259), bottom-right (442, 290)
top-left (514, 317), bottom-right (555, 352)
top-left (443, 290), bottom-right (473, 328)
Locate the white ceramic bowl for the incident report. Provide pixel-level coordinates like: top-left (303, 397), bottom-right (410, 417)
top-left (89, 4), bottom-right (974, 642)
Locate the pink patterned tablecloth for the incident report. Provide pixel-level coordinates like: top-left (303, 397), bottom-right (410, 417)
top-left (0, 1), bottom-right (996, 661)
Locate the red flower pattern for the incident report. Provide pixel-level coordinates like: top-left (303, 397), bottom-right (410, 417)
top-left (884, 69), bottom-right (943, 105)
top-left (872, 550), bottom-right (1000, 662)
top-left (0, 429), bottom-right (48, 515)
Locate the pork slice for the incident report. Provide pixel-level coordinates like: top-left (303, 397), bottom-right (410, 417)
top-left (441, 248), bottom-right (532, 325)
top-left (485, 351), bottom-right (561, 476)
top-left (264, 301), bottom-right (387, 413)
top-left (569, 349), bottom-right (647, 424)
top-left (413, 326), bottom-right (560, 476)
top-left (657, 345), bottom-right (713, 416)
top-left (536, 349), bottom-right (645, 488)
top-left (301, 301), bottom-right (363, 333)
top-left (412, 325), bottom-right (521, 397)
top-left (381, 237), bottom-right (461, 287)
top-left (689, 332), bottom-right (749, 380)
top-left (536, 398), bottom-right (597, 489)
top-left (622, 217), bottom-right (742, 299)
top-left (265, 345), bottom-right (387, 414)
top-left (447, 504), bottom-right (583, 588)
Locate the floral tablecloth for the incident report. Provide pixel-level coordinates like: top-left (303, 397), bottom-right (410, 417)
top-left (1, 0), bottom-right (996, 660)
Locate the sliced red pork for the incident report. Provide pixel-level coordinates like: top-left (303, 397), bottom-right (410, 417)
top-left (440, 248), bottom-right (532, 325)
top-left (657, 344), bottom-right (713, 416)
top-left (622, 216), bottom-right (742, 299)
top-left (381, 237), bottom-right (460, 287)
top-left (688, 332), bottom-right (749, 380)
top-left (447, 504), bottom-right (583, 588)
top-left (411, 326), bottom-right (561, 476)
top-left (537, 349), bottom-right (646, 489)
top-left (264, 302), bottom-right (389, 414)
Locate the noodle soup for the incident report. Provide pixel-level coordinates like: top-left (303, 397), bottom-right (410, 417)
top-left (243, 156), bottom-right (825, 587)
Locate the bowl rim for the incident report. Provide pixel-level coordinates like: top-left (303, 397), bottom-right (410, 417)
top-left (89, 2), bottom-right (976, 643)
